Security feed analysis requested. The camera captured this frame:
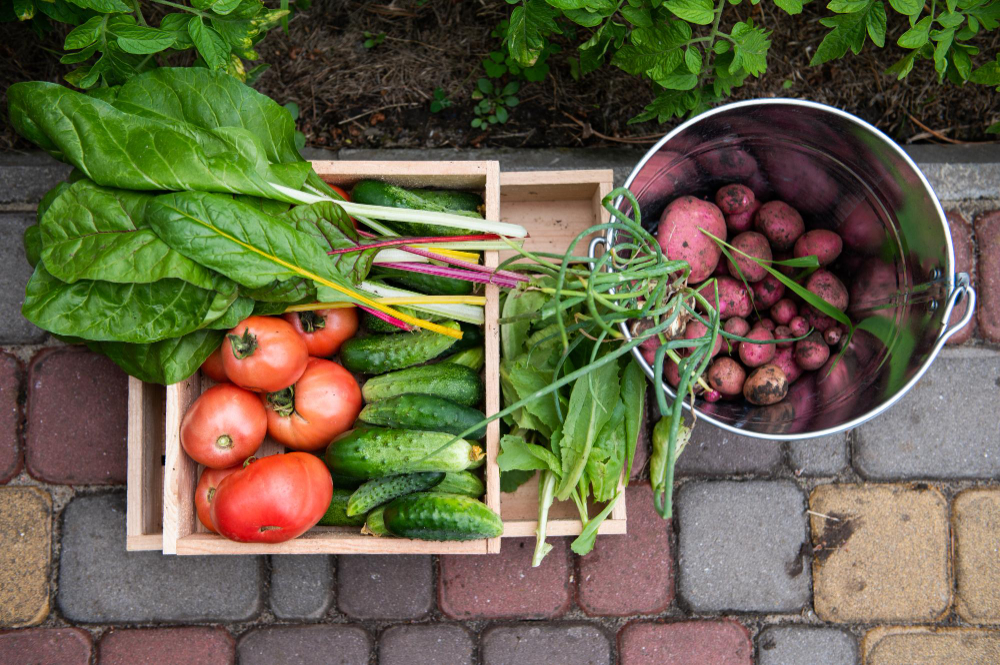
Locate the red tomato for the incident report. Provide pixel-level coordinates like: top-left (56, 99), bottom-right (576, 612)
top-left (283, 308), bottom-right (359, 357)
top-left (264, 358), bottom-right (362, 451)
top-left (211, 452), bottom-right (333, 543)
top-left (195, 465), bottom-right (240, 533)
top-left (180, 384), bottom-right (267, 468)
top-left (222, 316), bottom-right (308, 393)
top-left (200, 345), bottom-right (228, 383)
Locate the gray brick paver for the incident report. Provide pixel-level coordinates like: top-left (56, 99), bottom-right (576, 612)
top-left (269, 555), bottom-right (334, 620)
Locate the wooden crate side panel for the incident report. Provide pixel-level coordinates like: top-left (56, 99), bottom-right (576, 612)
top-left (162, 376), bottom-right (201, 554)
top-left (483, 161), bottom-right (502, 554)
top-left (312, 161), bottom-right (491, 190)
top-left (176, 531), bottom-right (489, 555)
top-left (126, 377), bottom-right (165, 551)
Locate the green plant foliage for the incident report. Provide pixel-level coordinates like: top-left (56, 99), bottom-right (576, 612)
top-left (362, 30), bottom-right (385, 48)
top-left (499, 0), bottom-right (999, 129)
top-left (470, 78), bottom-right (521, 128)
top-left (2, 0), bottom-right (302, 89)
top-left (430, 87), bottom-right (453, 113)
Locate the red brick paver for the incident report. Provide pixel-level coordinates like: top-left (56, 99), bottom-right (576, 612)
top-left (439, 537), bottom-right (572, 619)
top-left (619, 620), bottom-right (752, 665)
top-left (946, 211), bottom-right (976, 344)
top-left (578, 485), bottom-right (673, 616)
top-left (975, 211), bottom-right (1000, 343)
top-left (26, 348), bottom-right (127, 484)
top-left (97, 627), bottom-right (235, 665)
top-left (0, 628), bottom-right (92, 665)
top-left (0, 353), bottom-right (21, 484)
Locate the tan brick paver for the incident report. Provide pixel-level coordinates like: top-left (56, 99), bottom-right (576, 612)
top-left (953, 488), bottom-right (1000, 624)
top-left (0, 487), bottom-right (52, 626)
top-left (810, 484), bottom-right (951, 623)
top-left (863, 626), bottom-right (1000, 664)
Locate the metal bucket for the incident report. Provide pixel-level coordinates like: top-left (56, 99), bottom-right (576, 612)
top-left (601, 99), bottom-right (975, 441)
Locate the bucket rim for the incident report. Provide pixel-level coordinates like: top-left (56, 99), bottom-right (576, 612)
top-left (613, 97), bottom-right (955, 441)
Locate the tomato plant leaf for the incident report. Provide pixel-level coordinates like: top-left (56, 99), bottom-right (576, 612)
top-left (64, 15), bottom-right (104, 49)
top-left (507, 0), bottom-right (561, 66)
top-left (64, 0), bottom-right (130, 13)
top-left (110, 24), bottom-right (175, 54)
top-left (730, 21), bottom-right (771, 76)
top-left (663, 0), bottom-right (715, 24)
top-left (188, 17), bottom-right (230, 70)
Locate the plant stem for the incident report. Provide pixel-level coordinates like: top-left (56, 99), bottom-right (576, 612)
top-left (697, 0), bottom-right (729, 90)
top-left (532, 471), bottom-right (557, 567)
top-left (149, 0), bottom-right (212, 18)
top-left (132, 0), bottom-right (147, 26)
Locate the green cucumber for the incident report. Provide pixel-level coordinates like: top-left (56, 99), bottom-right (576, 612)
top-left (436, 471), bottom-right (485, 498)
top-left (358, 394), bottom-right (487, 439)
top-left (339, 321), bottom-right (460, 374)
top-left (364, 492), bottom-right (503, 541)
top-left (326, 427), bottom-right (484, 479)
top-left (362, 306), bottom-right (442, 334)
top-left (346, 471), bottom-right (445, 516)
top-left (361, 363), bottom-right (483, 407)
top-left (449, 322), bottom-right (484, 354)
top-left (318, 488), bottom-right (367, 526)
top-left (351, 180), bottom-right (483, 237)
top-left (371, 266), bottom-right (474, 297)
top-left (444, 346), bottom-right (485, 371)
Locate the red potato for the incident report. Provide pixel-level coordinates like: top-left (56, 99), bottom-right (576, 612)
top-left (774, 325), bottom-right (794, 349)
top-left (752, 274), bottom-right (785, 310)
top-left (756, 318), bottom-right (776, 332)
top-left (641, 348), bottom-right (681, 388)
top-left (795, 332), bottom-right (830, 370)
top-left (788, 316), bottom-right (809, 337)
top-left (631, 150), bottom-right (698, 204)
top-left (772, 346), bottom-right (804, 384)
top-left (743, 364), bottom-right (789, 405)
top-left (723, 316), bottom-right (750, 355)
top-left (803, 305), bottom-right (836, 333)
top-left (824, 326), bottom-right (843, 346)
top-left (695, 146), bottom-right (759, 181)
top-left (794, 230), bottom-right (843, 267)
top-left (699, 276), bottom-right (752, 320)
top-left (755, 201), bottom-right (805, 251)
top-left (806, 269), bottom-right (849, 311)
top-left (657, 196), bottom-right (727, 283)
top-left (725, 198), bottom-right (761, 234)
top-left (739, 326), bottom-right (776, 368)
top-left (715, 184), bottom-right (755, 215)
top-left (849, 259), bottom-right (897, 319)
top-left (770, 299), bottom-right (798, 325)
top-left (727, 231), bottom-right (772, 282)
top-left (683, 320), bottom-right (723, 358)
top-left (763, 150), bottom-right (839, 215)
top-left (707, 357), bottom-right (746, 398)
top-left (839, 201), bottom-right (885, 254)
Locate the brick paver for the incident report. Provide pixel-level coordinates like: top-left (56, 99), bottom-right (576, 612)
top-left (675, 424), bottom-right (783, 476)
top-left (788, 433), bottom-right (849, 477)
top-left (0, 212), bottom-right (47, 343)
top-left (953, 488), bottom-right (1000, 623)
top-left (378, 624), bottom-right (474, 665)
top-left (97, 627), bottom-right (235, 665)
top-left (578, 485), bottom-right (672, 616)
top-left (0, 353), bottom-right (22, 484)
top-left (439, 537), bottom-right (572, 620)
top-left (863, 626), bottom-right (1000, 664)
top-left (854, 348), bottom-right (1000, 479)
top-left (810, 484), bottom-right (951, 623)
top-left (0, 486), bottom-right (51, 627)
top-left (945, 211), bottom-right (976, 344)
top-left (269, 555), bottom-right (333, 620)
top-left (0, 628), bottom-right (92, 665)
top-left (676, 480), bottom-right (809, 612)
top-left (237, 625), bottom-right (371, 665)
top-left (338, 554), bottom-right (432, 620)
top-left (757, 626), bottom-right (858, 665)
top-left (975, 211), bottom-right (1000, 343)
top-left (26, 348), bottom-right (128, 484)
top-left (58, 493), bottom-right (262, 623)
top-left (618, 620), bottom-right (752, 665)
top-left (481, 623), bottom-right (612, 665)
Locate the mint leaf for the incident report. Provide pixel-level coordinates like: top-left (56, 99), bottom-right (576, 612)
top-left (663, 0), bottom-right (715, 24)
top-left (730, 21), bottom-right (771, 76)
top-left (897, 14), bottom-right (930, 47)
top-left (866, 1), bottom-right (886, 46)
top-left (507, 0), bottom-right (561, 66)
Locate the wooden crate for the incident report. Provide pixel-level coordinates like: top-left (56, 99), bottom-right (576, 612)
top-left (126, 164), bottom-right (625, 554)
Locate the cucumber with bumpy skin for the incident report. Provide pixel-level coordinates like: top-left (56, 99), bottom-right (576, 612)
top-left (358, 394), bottom-right (486, 439)
top-left (326, 427), bottom-right (484, 480)
top-left (364, 492), bottom-right (503, 541)
top-left (436, 471), bottom-right (485, 498)
top-left (362, 306), bottom-right (442, 334)
top-left (339, 321), bottom-right (460, 374)
top-left (351, 180), bottom-right (483, 237)
top-left (372, 266), bottom-right (475, 297)
top-left (346, 471), bottom-right (445, 516)
top-left (318, 488), bottom-right (367, 526)
top-left (361, 362), bottom-right (483, 407)
top-left (444, 347), bottom-right (485, 371)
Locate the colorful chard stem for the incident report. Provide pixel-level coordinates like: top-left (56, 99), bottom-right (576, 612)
top-left (374, 262), bottom-right (524, 289)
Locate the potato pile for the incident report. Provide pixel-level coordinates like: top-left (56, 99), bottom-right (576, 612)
top-left (649, 184), bottom-right (852, 407)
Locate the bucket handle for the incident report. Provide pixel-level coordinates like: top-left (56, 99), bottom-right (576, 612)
top-left (933, 272), bottom-right (976, 348)
top-left (587, 236), bottom-right (607, 272)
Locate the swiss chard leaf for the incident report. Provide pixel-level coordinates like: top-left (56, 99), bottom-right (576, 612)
top-left (88, 328), bottom-right (226, 384)
top-left (280, 202), bottom-right (376, 283)
top-left (40, 180), bottom-right (233, 293)
top-left (22, 265), bottom-right (235, 343)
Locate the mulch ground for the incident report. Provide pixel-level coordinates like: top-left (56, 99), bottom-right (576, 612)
top-left (1, 0), bottom-right (997, 152)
